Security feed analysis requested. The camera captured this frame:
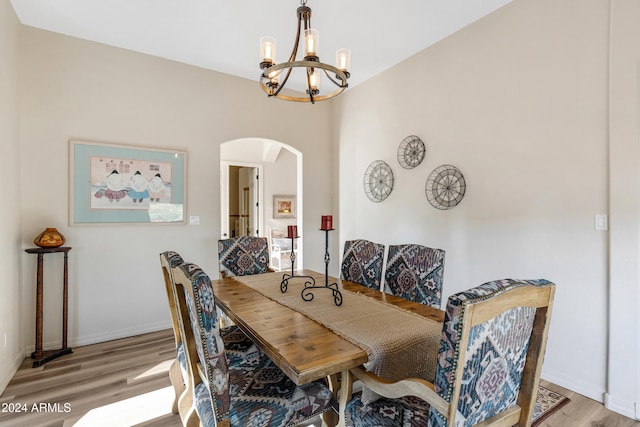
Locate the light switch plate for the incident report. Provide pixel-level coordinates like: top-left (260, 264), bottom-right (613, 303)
top-left (595, 214), bottom-right (608, 231)
top-left (189, 216), bottom-right (200, 225)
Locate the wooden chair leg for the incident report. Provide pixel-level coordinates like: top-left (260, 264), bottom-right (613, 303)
top-left (322, 374), bottom-right (341, 427)
top-left (184, 406), bottom-right (200, 427)
top-left (322, 409), bottom-right (338, 427)
top-left (168, 358), bottom-right (184, 414)
top-left (177, 378), bottom-right (198, 427)
top-left (338, 370), bottom-right (353, 427)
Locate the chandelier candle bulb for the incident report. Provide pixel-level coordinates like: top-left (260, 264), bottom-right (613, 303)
top-left (260, 36), bottom-right (276, 65)
top-left (336, 48), bottom-right (351, 75)
top-left (304, 28), bottom-right (319, 58)
top-left (308, 70), bottom-right (320, 93)
top-left (321, 215), bottom-right (333, 231)
top-left (267, 70), bottom-right (279, 86)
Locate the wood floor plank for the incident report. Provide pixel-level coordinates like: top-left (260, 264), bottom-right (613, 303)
top-left (0, 329), bottom-right (637, 427)
top-left (0, 330), bottom-right (181, 427)
top-left (537, 380), bottom-right (640, 427)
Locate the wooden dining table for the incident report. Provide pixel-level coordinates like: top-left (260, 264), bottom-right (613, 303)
top-left (211, 269), bottom-right (445, 426)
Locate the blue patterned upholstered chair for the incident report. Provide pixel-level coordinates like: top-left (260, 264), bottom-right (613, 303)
top-left (160, 251), bottom-right (258, 426)
top-left (218, 236), bottom-right (271, 278)
top-left (384, 244), bottom-right (446, 309)
top-left (343, 278), bottom-right (556, 427)
top-left (340, 239), bottom-right (386, 291)
top-left (172, 262), bottom-right (334, 427)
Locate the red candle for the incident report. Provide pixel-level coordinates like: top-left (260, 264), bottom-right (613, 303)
top-left (321, 215), bottom-right (333, 230)
top-left (287, 225), bottom-right (298, 238)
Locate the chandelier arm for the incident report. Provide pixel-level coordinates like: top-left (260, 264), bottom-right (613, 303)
top-left (288, 9), bottom-right (303, 62)
top-left (270, 66), bottom-right (294, 98)
top-left (320, 68), bottom-right (348, 88)
top-left (273, 87), bottom-right (346, 102)
top-left (303, 8), bottom-right (311, 33)
top-left (265, 61), bottom-right (346, 80)
top-left (260, 81), bottom-right (346, 102)
top-left (260, 61), bottom-right (348, 101)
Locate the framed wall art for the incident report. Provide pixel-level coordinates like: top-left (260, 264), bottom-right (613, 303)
top-left (273, 195), bottom-right (296, 218)
top-left (69, 139), bottom-right (187, 225)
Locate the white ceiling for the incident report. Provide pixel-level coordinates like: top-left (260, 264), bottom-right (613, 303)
top-left (9, 0), bottom-right (512, 92)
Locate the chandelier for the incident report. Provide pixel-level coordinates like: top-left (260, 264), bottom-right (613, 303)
top-left (259, 0), bottom-right (351, 103)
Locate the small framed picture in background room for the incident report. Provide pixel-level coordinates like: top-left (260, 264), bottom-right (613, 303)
top-left (273, 195), bottom-right (296, 218)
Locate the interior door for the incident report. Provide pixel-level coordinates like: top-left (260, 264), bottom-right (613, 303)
top-left (220, 164), bottom-right (230, 238)
top-left (220, 161), bottom-right (264, 239)
top-left (251, 167), bottom-right (259, 236)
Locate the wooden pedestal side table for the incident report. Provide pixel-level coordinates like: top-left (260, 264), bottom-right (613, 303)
top-left (24, 246), bottom-right (73, 367)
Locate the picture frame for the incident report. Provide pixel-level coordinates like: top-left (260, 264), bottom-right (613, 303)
top-left (273, 195), bottom-right (296, 218)
top-left (69, 139), bottom-right (187, 225)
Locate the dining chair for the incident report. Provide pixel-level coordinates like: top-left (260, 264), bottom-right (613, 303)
top-left (217, 236), bottom-right (271, 278)
top-left (171, 262), bottom-right (334, 427)
top-left (384, 244), bottom-right (445, 308)
top-left (269, 228), bottom-right (296, 271)
top-left (217, 236), bottom-right (273, 328)
top-left (340, 239), bottom-right (386, 290)
top-left (342, 278), bottom-right (556, 427)
top-left (160, 251), bottom-right (259, 426)
top-left (159, 251), bottom-right (190, 418)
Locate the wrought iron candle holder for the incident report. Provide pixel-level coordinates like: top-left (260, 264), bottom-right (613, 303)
top-left (280, 235), bottom-right (316, 292)
top-left (280, 219), bottom-right (342, 307)
top-left (299, 226), bottom-right (343, 306)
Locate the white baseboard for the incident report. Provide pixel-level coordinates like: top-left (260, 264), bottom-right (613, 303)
top-left (604, 393), bottom-right (637, 420)
top-left (24, 321), bottom-right (172, 355)
top-left (541, 367), bottom-right (606, 403)
top-left (543, 367), bottom-right (638, 420)
top-left (0, 351), bottom-right (26, 397)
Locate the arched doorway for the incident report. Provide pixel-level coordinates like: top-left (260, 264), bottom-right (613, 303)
top-left (220, 138), bottom-right (304, 269)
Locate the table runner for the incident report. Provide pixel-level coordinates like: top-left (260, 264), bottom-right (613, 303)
top-left (232, 271), bottom-right (442, 404)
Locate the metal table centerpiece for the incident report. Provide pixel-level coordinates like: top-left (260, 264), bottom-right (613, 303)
top-left (280, 216), bottom-right (342, 306)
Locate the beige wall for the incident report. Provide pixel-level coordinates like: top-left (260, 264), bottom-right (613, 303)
top-left (17, 27), bottom-right (334, 349)
top-left (335, 0), bottom-right (638, 416)
top-left (0, 2), bottom-right (23, 391)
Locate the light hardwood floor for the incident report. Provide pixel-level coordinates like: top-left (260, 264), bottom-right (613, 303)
top-left (534, 381), bottom-right (640, 427)
top-left (0, 329), bottom-right (637, 427)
